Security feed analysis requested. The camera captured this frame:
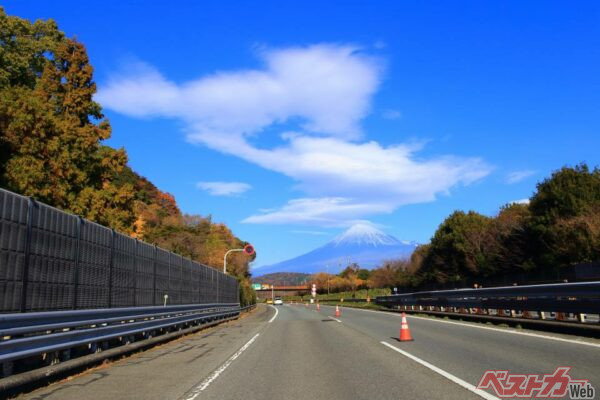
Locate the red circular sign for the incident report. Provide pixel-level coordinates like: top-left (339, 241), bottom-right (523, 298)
top-left (243, 244), bottom-right (255, 255)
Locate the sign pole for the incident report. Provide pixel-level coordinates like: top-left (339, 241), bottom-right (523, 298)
top-left (223, 244), bottom-right (255, 273)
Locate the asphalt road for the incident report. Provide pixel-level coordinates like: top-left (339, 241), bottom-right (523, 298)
top-left (19, 303), bottom-right (600, 400)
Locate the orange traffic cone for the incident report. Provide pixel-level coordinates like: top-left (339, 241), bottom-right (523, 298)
top-left (335, 305), bottom-right (341, 317)
top-left (316, 303), bottom-right (320, 311)
top-left (399, 312), bottom-right (414, 341)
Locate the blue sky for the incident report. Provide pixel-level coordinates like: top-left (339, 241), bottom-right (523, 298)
top-left (5, 1), bottom-right (599, 270)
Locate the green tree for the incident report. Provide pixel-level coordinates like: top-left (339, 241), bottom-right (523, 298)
top-left (421, 211), bottom-right (494, 285)
top-left (491, 202), bottom-right (533, 273)
top-left (529, 164), bottom-right (600, 268)
top-left (0, 8), bottom-right (63, 177)
top-left (357, 268), bottom-right (370, 280)
top-left (0, 8), bottom-right (63, 89)
top-left (0, 9), bottom-right (135, 232)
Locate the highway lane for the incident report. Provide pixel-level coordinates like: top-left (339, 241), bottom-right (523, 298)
top-left (19, 307), bottom-right (272, 400)
top-left (317, 304), bottom-right (600, 391)
top-left (18, 303), bottom-right (600, 399)
top-left (191, 303), bottom-right (484, 400)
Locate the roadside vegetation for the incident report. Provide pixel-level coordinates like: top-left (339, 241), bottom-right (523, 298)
top-left (304, 164), bottom-right (599, 294)
top-left (0, 8), bottom-right (256, 305)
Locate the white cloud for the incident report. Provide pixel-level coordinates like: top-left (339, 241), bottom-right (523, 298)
top-left (98, 44), bottom-right (492, 226)
top-left (506, 170), bottom-right (536, 184)
top-left (197, 181), bottom-right (251, 196)
top-left (202, 135), bottom-right (490, 225)
top-left (243, 197), bottom-right (392, 226)
top-left (292, 230), bottom-right (329, 236)
top-left (97, 45), bottom-right (380, 140)
top-left (381, 109), bottom-right (402, 120)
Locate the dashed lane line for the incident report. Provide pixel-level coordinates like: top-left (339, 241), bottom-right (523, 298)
top-left (182, 333), bottom-right (260, 400)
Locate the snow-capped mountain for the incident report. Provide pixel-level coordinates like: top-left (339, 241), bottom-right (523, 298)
top-left (254, 223), bottom-right (418, 276)
top-left (332, 223), bottom-right (404, 246)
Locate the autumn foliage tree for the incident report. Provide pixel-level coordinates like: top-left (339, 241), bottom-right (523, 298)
top-left (0, 9), bottom-right (256, 302)
top-left (367, 164), bottom-right (599, 292)
top-left (0, 9), bottom-right (135, 232)
top-left (528, 164), bottom-right (600, 269)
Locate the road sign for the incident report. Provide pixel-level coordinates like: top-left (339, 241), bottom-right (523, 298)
top-left (243, 244), bottom-right (255, 255)
top-left (311, 283), bottom-right (317, 298)
top-left (252, 283), bottom-right (261, 290)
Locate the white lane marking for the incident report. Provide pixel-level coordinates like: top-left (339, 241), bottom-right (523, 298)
top-left (381, 341), bottom-right (499, 400)
top-left (323, 305), bottom-right (600, 349)
top-left (183, 333), bottom-right (260, 400)
top-left (328, 316), bottom-right (342, 323)
top-left (404, 314), bottom-right (600, 348)
top-left (268, 304), bottom-right (279, 323)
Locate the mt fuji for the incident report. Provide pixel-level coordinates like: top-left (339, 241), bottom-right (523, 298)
top-left (254, 224), bottom-right (418, 276)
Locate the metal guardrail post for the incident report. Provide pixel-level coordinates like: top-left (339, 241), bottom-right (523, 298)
top-left (199, 264), bottom-right (202, 303)
top-left (179, 257), bottom-right (183, 305)
top-left (167, 252), bottom-right (171, 305)
top-left (153, 245), bottom-right (157, 306)
top-left (19, 197), bottom-right (36, 313)
top-left (72, 217), bottom-right (83, 309)
top-left (108, 229), bottom-right (115, 308)
top-left (133, 239), bottom-right (138, 307)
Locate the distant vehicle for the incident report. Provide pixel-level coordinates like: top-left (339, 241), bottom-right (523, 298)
top-left (266, 299), bottom-right (274, 304)
top-left (274, 297), bottom-right (283, 305)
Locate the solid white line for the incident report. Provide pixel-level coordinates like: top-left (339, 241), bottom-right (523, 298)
top-left (268, 304), bottom-right (279, 323)
top-left (183, 333), bottom-right (260, 400)
top-left (324, 305), bottom-right (600, 349)
top-left (404, 314), bottom-right (600, 348)
top-left (381, 341), bottom-right (499, 400)
top-left (328, 316), bottom-right (342, 323)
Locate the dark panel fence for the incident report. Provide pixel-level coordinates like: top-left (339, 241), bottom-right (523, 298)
top-left (0, 188), bottom-right (239, 313)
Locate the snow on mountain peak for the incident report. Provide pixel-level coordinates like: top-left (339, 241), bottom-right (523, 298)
top-left (333, 223), bottom-right (401, 246)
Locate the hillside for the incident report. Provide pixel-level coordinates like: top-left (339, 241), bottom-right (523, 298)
top-left (251, 272), bottom-right (312, 286)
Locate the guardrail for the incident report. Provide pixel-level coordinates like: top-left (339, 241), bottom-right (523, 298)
top-left (0, 303), bottom-right (242, 378)
top-left (375, 281), bottom-right (600, 322)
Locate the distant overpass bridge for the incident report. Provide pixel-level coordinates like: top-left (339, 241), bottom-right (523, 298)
top-left (254, 285), bottom-right (310, 299)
